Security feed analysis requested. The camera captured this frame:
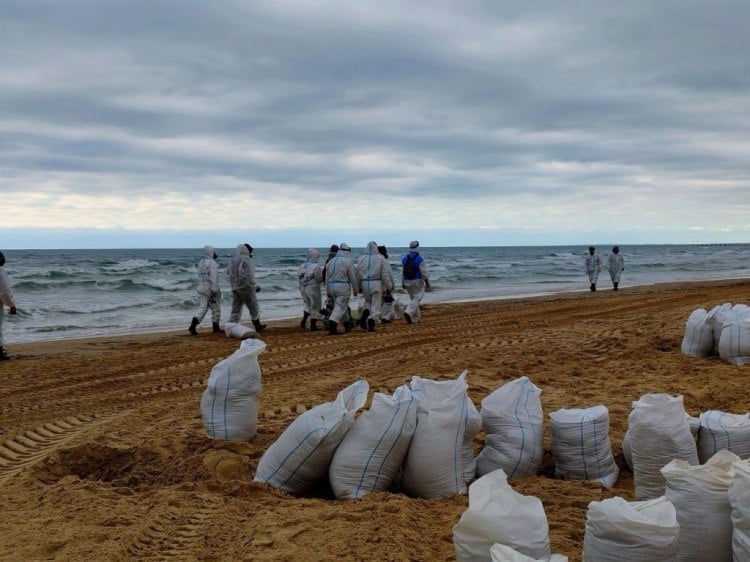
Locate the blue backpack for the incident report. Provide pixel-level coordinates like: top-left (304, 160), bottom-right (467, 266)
top-left (403, 254), bottom-right (419, 280)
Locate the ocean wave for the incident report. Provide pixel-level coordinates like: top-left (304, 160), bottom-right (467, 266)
top-left (103, 259), bottom-right (162, 272)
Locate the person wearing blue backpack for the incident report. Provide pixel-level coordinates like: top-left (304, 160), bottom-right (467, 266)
top-left (401, 240), bottom-right (430, 324)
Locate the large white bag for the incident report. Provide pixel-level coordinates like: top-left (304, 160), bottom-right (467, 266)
top-left (453, 469), bottom-right (552, 562)
top-left (662, 449), bottom-right (737, 562)
top-left (328, 385), bottom-right (417, 499)
top-left (490, 544), bottom-right (568, 562)
top-left (681, 308), bottom-right (714, 357)
top-left (627, 393), bottom-right (699, 500)
top-left (718, 307), bottom-right (750, 365)
top-left (401, 370), bottom-right (481, 499)
top-left (223, 321), bottom-right (256, 339)
top-left (622, 413), bottom-right (700, 471)
top-left (729, 458), bottom-right (750, 561)
top-left (697, 410), bottom-right (750, 462)
top-left (549, 405), bottom-right (619, 487)
top-left (711, 303), bottom-right (735, 354)
top-left (582, 496), bottom-right (679, 562)
top-left (200, 338), bottom-right (266, 441)
top-left (476, 377), bottom-right (544, 479)
top-left (254, 379), bottom-right (369, 494)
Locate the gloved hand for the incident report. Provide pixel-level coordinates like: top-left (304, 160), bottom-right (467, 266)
top-left (425, 280), bottom-right (431, 290)
top-left (255, 286), bottom-right (261, 293)
top-left (10, 306), bottom-right (17, 315)
top-left (209, 291), bottom-right (218, 304)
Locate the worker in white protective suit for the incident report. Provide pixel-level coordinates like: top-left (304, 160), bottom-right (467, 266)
top-left (297, 248), bottom-right (324, 331)
top-left (226, 243), bottom-right (266, 333)
top-left (401, 240), bottom-right (430, 324)
top-left (0, 251), bottom-right (18, 360)
top-left (357, 241), bottom-right (394, 332)
top-left (189, 245), bottom-right (221, 335)
top-left (608, 246), bottom-right (625, 291)
top-left (324, 243), bottom-right (359, 336)
top-left (584, 246), bottom-right (601, 292)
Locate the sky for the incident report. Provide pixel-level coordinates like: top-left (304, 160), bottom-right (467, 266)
top-left (2, 1), bottom-right (750, 249)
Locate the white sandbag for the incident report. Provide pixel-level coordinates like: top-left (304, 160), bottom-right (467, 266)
top-left (490, 544), bottom-right (568, 562)
top-left (662, 449), bottom-right (737, 562)
top-left (253, 379), bottom-right (369, 494)
top-left (329, 385), bottom-right (417, 499)
top-left (549, 405), bottom-right (619, 487)
top-left (453, 469), bottom-right (551, 562)
top-left (697, 410), bottom-right (750, 463)
top-left (729, 458), bottom-right (750, 561)
top-left (401, 370), bottom-right (481, 499)
top-left (582, 496), bottom-right (679, 562)
top-left (476, 376), bottom-right (544, 479)
top-left (622, 412), bottom-right (699, 471)
top-left (223, 321), bottom-right (256, 339)
top-left (711, 303), bottom-right (734, 354)
top-left (200, 338), bottom-right (266, 441)
top-left (681, 308), bottom-right (714, 357)
top-left (718, 307), bottom-right (750, 365)
top-left (628, 393), bottom-right (699, 500)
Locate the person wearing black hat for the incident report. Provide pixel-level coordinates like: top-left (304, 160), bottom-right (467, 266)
top-left (608, 246), bottom-right (625, 290)
top-left (324, 243), bottom-right (359, 335)
top-left (0, 251), bottom-right (18, 360)
top-left (401, 240), bottom-right (430, 324)
top-left (226, 243), bottom-right (266, 332)
top-left (584, 246), bottom-right (601, 292)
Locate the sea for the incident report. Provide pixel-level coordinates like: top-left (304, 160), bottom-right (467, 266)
top-left (2, 244), bottom-right (749, 345)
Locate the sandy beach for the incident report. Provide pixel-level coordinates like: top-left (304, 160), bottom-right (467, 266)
top-left (1, 278), bottom-right (749, 561)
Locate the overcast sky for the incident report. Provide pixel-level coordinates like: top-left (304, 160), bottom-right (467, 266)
top-left (2, 1), bottom-right (749, 249)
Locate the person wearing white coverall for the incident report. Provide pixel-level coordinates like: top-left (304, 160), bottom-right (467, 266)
top-left (297, 248), bottom-right (324, 331)
top-left (324, 243), bottom-right (359, 336)
top-left (0, 251), bottom-right (18, 360)
top-left (226, 243), bottom-right (266, 333)
top-left (584, 246), bottom-right (601, 292)
top-left (608, 246), bottom-right (625, 291)
top-left (400, 240), bottom-right (430, 324)
top-left (357, 241), bottom-right (394, 332)
top-left (189, 245), bottom-right (221, 335)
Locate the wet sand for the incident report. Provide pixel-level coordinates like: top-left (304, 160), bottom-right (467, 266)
top-left (1, 279), bottom-right (749, 561)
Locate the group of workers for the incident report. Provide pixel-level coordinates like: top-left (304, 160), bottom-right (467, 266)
top-left (189, 240), bottom-right (430, 337)
top-left (584, 246), bottom-right (625, 292)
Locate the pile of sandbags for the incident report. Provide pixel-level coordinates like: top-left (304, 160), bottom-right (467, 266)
top-left (682, 303), bottom-right (750, 364)
top-left (255, 370), bottom-right (481, 500)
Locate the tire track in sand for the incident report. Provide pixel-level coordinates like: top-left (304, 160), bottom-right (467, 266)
top-left (0, 412), bottom-right (127, 484)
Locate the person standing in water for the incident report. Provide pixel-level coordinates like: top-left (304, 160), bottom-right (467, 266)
top-left (584, 246), bottom-right (601, 292)
top-left (608, 246), bottom-right (625, 290)
top-left (0, 251), bottom-right (18, 360)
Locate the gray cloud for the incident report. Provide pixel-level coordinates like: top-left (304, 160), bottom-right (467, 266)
top-left (1, 0), bottom-right (749, 247)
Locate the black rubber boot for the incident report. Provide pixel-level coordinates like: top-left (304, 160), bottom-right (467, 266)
top-left (189, 317), bottom-right (199, 336)
top-left (0, 346), bottom-right (9, 361)
top-left (300, 311), bottom-right (309, 329)
top-left (252, 319), bottom-right (267, 333)
top-left (310, 319), bottom-right (319, 332)
top-left (367, 318), bottom-right (376, 332)
top-left (590, 284), bottom-right (596, 292)
top-left (613, 282), bottom-right (619, 291)
top-left (359, 309), bottom-right (369, 331)
top-left (404, 312), bottom-right (413, 324)
top-left (328, 320), bottom-right (338, 336)
top-left (212, 322), bottom-right (221, 333)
